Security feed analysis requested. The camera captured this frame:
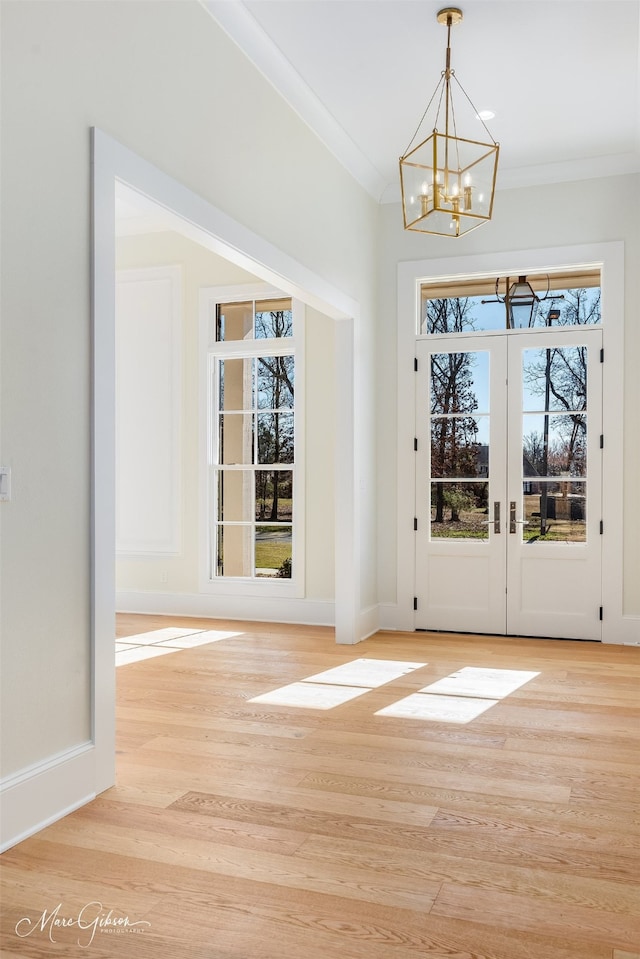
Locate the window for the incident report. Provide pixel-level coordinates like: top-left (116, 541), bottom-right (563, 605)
top-left (202, 288), bottom-right (303, 592)
top-left (420, 268), bottom-right (601, 335)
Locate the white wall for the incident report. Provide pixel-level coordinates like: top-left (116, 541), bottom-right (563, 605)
top-left (376, 174), bottom-right (640, 624)
top-left (0, 0), bottom-right (376, 812)
top-left (114, 232), bottom-right (335, 603)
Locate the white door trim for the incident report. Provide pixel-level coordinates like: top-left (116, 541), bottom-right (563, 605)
top-left (397, 241), bottom-right (626, 642)
top-left (92, 128), bottom-right (363, 802)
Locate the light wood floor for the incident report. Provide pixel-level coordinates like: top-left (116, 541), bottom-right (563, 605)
top-left (2, 614), bottom-right (640, 959)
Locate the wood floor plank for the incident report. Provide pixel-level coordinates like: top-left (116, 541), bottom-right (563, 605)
top-left (34, 816), bottom-right (441, 913)
top-left (2, 614), bottom-right (639, 959)
top-left (137, 733), bottom-right (574, 803)
top-left (296, 833), bottom-right (640, 914)
top-left (169, 790), bottom-right (438, 843)
top-left (431, 881), bottom-right (640, 951)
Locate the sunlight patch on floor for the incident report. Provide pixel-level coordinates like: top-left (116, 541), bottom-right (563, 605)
top-left (248, 659), bottom-right (427, 709)
top-left (375, 692), bottom-right (498, 722)
top-left (116, 627), bottom-right (244, 666)
top-left (250, 681), bottom-right (373, 709)
top-left (422, 667), bottom-right (540, 699)
top-left (303, 659), bottom-right (427, 688)
top-left (375, 666), bottom-right (540, 723)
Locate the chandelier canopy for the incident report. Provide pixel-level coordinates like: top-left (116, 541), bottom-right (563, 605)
top-left (399, 7), bottom-right (499, 238)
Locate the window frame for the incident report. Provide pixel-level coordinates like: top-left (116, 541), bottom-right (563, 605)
top-left (199, 284), bottom-right (305, 597)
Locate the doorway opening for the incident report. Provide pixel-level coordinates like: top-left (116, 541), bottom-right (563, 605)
top-left (92, 129), bottom-right (359, 798)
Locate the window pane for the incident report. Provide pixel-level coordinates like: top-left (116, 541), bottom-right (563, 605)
top-left (424, 295), bottom-right (502, 334)
top-left (255, 300), bottom-right (293, 339)
top-left (216, 301), bottom-right (253, 341)
top-left (257, 412), bottom-right (294, 464)
top-left (430, 351), bottom-right (489, 414)
top-left (219, 358), bottom-right (253, 412)
top-left (255, 470), bottom-right (293, 522)
top-left (255, 525), bottom-right (292, 578)
top-left (420, 273), bottom-right (601, 335)
top-left (430, 482), bottom-right (489, 540)
top-left (528, 287), bottom-right (601, 329)
top-left (522, 481), bottom-right (586, 543)
top-left (522, 414), bottom-right (586, 478)
top-left (218, 413), bottom-right (253, 465)
top-left (257, 355), bottom-right (294, 409)
top-left (523, 346), bottom-right (587, 412)
top-left (216, 524), bottom-right (252, 577)
top-left (431, 416), bottom-right (489, 478)
top-left (217, 470), bottom-right (253, 523)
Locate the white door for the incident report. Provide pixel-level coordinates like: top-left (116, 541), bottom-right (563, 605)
top-left (415, 327), bottom-right (603, 640)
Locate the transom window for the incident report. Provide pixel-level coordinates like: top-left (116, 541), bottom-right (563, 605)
top-left (420, 268), bottom-right (601, 335)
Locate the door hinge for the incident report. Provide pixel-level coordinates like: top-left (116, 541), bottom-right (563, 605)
top-left (414, 517), bottom-right (418, 531)
top-left (414, 437), bottom-right (418, 451)
top-left (414, 357), bottom-right (418, 372)
top-left (599, 606), bottom-right (603, 621)
top-left (413, 597), bottom-right (418, 611)
top-left (600, 520), bottom-right (604, 535)
top-left (600, 434), bottom-right (604, 449)
top-left (600, 348), bottom-right (604, 363)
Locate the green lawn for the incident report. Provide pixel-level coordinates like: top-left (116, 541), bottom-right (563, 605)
top-left (255, 541), bottom-right (291, 570)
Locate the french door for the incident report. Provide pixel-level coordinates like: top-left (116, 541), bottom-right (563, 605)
top-left (415, 328), bottom-right (603, 639)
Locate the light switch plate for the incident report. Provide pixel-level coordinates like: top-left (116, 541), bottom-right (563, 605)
top-left (0, 467), bottom-right (11, 501)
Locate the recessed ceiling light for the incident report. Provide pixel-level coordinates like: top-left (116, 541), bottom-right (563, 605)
top-left (477, 110), bottom-right (496, 121)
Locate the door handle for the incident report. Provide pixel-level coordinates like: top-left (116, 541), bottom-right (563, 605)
top-left (509, 501), bottom-right (530, 533)
top-left (481, 501), bottom-right (501, 533)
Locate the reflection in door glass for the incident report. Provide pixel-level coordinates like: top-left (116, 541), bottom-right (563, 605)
top-left (522, 481), bottom-right (586, 543)
top-left (522, 414), bottom-right (586, 478)
top-left (430, 482), bottom-right (489, 540)
top-left (522, 346), bottom-right (587, 412)
top-left (431, 417), bottom-right (489, 477)
top-left (521, 344), bottom-right (588, 545)
top-left (431, 352), bottom-right (489, 414)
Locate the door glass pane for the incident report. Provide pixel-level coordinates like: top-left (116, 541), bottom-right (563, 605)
top-left (431, 352), bottom-right (489, 413)
top-left (522, 414), bottom-right (586, 478)
top-left (431, 416), bottom-right (489, 477)
top-left (217, 470), bottom-right (252, 523)
top-left (522, 481), bottom-right (586, 543)
top-left (430, 482), bottom-right (489, 540)
top-left (255, 470), bottom-right (293, 522)
top-left (255, 525), bottom-right (292, 578)
top-left (522, 346), bottom-right (587, 412)
top-left (218, 413), bottom-right (253, 465)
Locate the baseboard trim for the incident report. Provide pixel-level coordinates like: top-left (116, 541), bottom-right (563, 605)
top-left (605, 614), bottom-right (640, 644)
top-left (358, 604), bottom-right (380, 642)
top-left (116, 590), bottom-right (335, 628)
top-left (0, 743), bottom-right (95, 852)
top-left (378, 602), bottom-right (414, 632)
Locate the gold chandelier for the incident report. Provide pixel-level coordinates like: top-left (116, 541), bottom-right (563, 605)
top-left (399, 7), bottom-right (499, 237)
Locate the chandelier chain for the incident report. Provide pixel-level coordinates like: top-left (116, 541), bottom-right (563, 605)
top-left (401, 74), bottom-right (446, 158)
top-left (450, 74), bottom-right (499, 145)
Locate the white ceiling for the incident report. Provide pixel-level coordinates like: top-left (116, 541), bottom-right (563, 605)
top-left (203, 0), bottom-right (640, 202)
